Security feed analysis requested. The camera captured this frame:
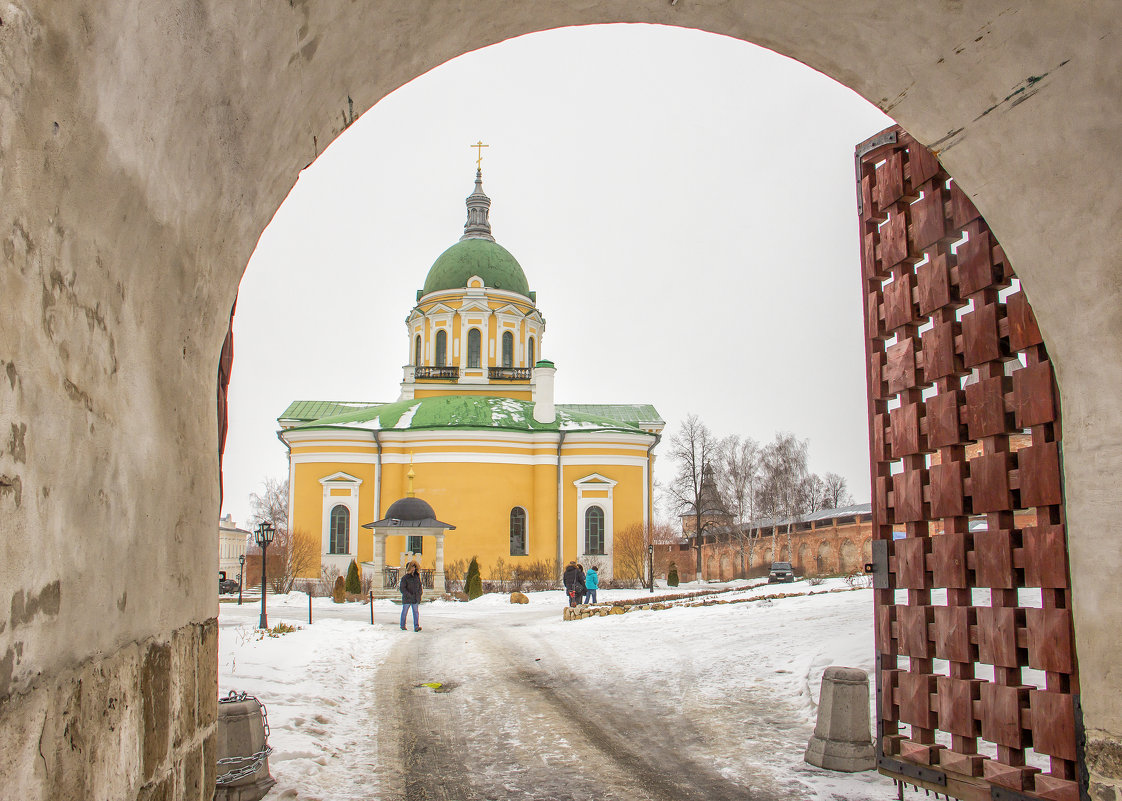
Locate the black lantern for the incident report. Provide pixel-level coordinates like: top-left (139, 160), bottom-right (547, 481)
top-left (254, 521), bottom-right (275, 629)
top-left (237, 553), bottom-right (246, 606)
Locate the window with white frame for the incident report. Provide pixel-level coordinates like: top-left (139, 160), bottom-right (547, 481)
top-left (435, 330), bottom-right (447, 366)
top-left (502, 331), bottom-right (514, 367)
top-left (510, 507), bottom-right (528, 555)
top-left (329, 505), bottom-right (350, 554)
top-left (585, 506), bottom-right (605, 555)
top-left (414, 334), bottom-right (422, 366)
top-left (467, 328), bottom-right (481, 368)
top-left (527, 336), bottom-right (535, 366)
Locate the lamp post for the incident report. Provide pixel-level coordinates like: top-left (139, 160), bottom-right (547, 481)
top-left (237, 553), bottom-right (246, 606)
top-left (254, 521), bottom-right (275, 629)
top-left (649, 544), bottom-right (655, 594)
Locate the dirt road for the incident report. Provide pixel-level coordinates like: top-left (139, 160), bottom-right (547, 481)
top-left (372, 608), bottom-right (785, 801)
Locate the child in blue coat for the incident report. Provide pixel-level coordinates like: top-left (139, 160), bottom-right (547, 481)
top-left (584, 566), bottom-right (600, 604)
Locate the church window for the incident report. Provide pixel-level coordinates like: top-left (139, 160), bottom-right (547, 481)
top-left (510, 507), bottom-right (528, 555)
top-left (502, 331), bottom-right (514, 368)
top-left (407, 535), bottom-right (423, 554)
top-left (414, 334), bottom-right (421, 366)
top-left (329, 505), bottom-right (350, 554)
top-left (467, 328), bottom-right (481, 368)
top-left (435, 330), bottom-right (447, 366)
top-left (527, 336), bottom-right (535, 366)
top-left (585, 506), bottom-right (605, 555)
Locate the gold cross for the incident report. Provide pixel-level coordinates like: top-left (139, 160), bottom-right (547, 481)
top-left (471, 140), bottom-right (489, 168)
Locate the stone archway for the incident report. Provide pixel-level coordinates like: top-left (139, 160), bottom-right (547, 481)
top-left (719, 553), bottom-right (732, 581)
top-left (839, 539), bottom-right (858, 574)
top-left (5, 5), bottom-right (1122, 799)
top-left (816, 541), bottom-right (833, 576)
top-left (797, 543), bottom-right (808, 575)
top-left (705, 555), bottom-right (717, 581)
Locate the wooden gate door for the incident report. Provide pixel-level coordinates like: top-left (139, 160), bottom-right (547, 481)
top-left (857, 126), bottom-right (1083, 801)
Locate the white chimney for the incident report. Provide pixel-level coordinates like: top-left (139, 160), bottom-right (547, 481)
top-left (532, 359), bottom-right (556, 424)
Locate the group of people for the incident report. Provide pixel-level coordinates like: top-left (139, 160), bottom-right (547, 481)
top-left (562, 561), bottom-right (599, 606)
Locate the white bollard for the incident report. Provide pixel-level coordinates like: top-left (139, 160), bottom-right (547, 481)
top-left (804, 666), bottom-right (876, 772)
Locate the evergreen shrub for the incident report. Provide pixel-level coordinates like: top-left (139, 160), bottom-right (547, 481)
top-left (465, 556), bottom-right (484, 599)
top-left (345, 559), bottom-right (361, 594)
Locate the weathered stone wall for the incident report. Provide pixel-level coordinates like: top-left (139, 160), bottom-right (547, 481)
top-left (2, 2), bottom-right (1120, 798)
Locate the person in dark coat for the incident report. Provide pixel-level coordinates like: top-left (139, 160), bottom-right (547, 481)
top-left (399, 562), bottom-right (423, 631)
top-left (562, 561), bottom-right (580, 607)
top-left (575, 564), bottom-right (587, 605)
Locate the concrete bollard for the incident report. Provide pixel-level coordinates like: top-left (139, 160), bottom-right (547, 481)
top-left (214, 694), bottom-right (276, 800)
top-left (804, 666), bottom-right (876, 772)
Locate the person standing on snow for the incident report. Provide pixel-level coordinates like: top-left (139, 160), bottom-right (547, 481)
top-left (400, 562), bottom-right (423, 631)
top-left (575, 564), bottom-right (587, 606)
top-left (584, 565), bottom-right (599, 604)
top-left (562, 561), bottom-right (580, 607)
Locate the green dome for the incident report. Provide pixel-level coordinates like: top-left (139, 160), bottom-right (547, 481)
top-left (422, 238), bottom-right (530, 298)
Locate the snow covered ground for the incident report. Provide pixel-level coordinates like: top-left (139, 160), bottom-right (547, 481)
top-left (219, 579), bottom-right (896, 800)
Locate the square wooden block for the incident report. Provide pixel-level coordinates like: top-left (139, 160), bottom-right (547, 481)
top-left (921, 321), bottom-right (958, 382)
top-left (908, 144), bottom-right (942, 190)
top-left (977, 606), bottom-right (1022, 668)
top-left (1012, 361), bottom-right (1056, 428)
top-left (936, 675), bottom-right (981, 736)
top-left (1030, 690), bottom-right (1077, 761)
top-left (894, 536), bottom-right (929, 589)
top-left (979, 681), bottom-right (1029, 748)
top-left (910, 186), bottom-right (947, 252)
top-left (888, 468), bottom-right (924, 525)
top-left (1023, 525), bottom-right (1069, 588)
top-left (933, 605), bottom-right (974, 662)
top-left (973, 529), bottom-right (1016, 589)
top-left (1006, 291), bottom-right (1044, 351)
top-left (969, 451), bottom-right (1012, 513)
top-left (918, 253), bottom-right (954, 316)
top-left (875, 150), bottom-right (905, 211)
top-left (884, 275), bottom-right (915, 331)
top-left (897, 604), bottom-right (933, 658)
top-left (956, 229), bottom-right (994, 296)
top-left (880, 212), bottom-right (909, 269)
top-left (932, 531), bottom-right (969, 588)
top-left (891, 403), bottom-right (922, 457)
top-left (964, 377), bottom-right (1008, 440)
top-left (962, 302), bottom-right (1002, 368)
top-left (950, 183), bottom-right (981, 229)
top-left (897, 671), bottom-right (937, 729)
top-left (876, 476), bottom-right (890, 522)
top-left (875, 604), bottom-right (895, 651)
top-left (1018, 442), bottom-right (1063, 508)
top-left (1026, 608), bottom-right (1075, 674)
top-left (929, 461), bottom-right (966, 520)
top-left (926, 390), bottom-right (962, 449)
top-left (886, 339), bottom-right (918, 394)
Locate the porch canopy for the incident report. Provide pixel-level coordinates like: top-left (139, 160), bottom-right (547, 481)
top-left (362, 496), bottom-right (456, 597)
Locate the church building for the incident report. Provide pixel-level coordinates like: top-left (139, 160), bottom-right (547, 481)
top-left (279, 167), bottom-right (663, 584)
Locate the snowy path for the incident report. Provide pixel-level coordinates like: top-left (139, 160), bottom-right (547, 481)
top-left (219, 581), bottom-right (896, 800)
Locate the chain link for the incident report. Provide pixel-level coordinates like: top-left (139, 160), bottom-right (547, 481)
top-left (215, 690), bottom-right (273, 786)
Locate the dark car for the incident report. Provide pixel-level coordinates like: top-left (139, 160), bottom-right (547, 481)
top-left (219, 571), bottom-right (240, 594)
top-left (768, 561), bottom-right (795, 583)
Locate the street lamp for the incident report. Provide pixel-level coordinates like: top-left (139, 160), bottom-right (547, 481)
top-left (237, 553), bottom-right (246, 606)
top-left (254, 521), bottom-right (275, 629)
top-left (649, 544), bottom-right (655, 594)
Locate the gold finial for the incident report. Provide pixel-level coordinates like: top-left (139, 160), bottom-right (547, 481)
top-left (406, 453), bottom-right (415, 498)
top-left (471, 140), bottom-right (489, 169)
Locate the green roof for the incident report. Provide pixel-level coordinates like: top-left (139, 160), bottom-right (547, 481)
top-left (281, 395), bottom-right (658, 435)
top-left (422, 238), bottom-right (530, 298)
top-left (556, 404), bottom-right (664, 426)
top-left (279, 400), bottom-right (386, 422)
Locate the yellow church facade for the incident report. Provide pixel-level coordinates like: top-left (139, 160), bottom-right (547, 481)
top-left (279, 169), bottom-right (663, 584)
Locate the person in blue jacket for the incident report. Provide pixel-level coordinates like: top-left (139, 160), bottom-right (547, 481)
top-left (584, 565), bottom-right (599, 604)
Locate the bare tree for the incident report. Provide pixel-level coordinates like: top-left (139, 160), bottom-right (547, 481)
top-left (249, 477), bottom-right (289, 533)
top-left (665, 415), bottom-right (726, 577)
top-left (756, 433), bottom-right (810, 562)
top-left (822, 472), bottom-right (853, 509)
top-left (716, 435), bottom-right (762, 577)
top-left (799, 473), bottom-right (827, 514)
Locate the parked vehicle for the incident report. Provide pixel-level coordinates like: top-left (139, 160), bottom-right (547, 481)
top-left (219, 571), bottom-right (240, 594)
top-left (768, 561), bottom-right (795, 583)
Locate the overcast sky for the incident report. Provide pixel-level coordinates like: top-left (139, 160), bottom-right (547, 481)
top-left (221, 23), bottom-right (892, 530)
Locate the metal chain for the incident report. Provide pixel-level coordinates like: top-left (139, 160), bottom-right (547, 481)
top-left (215, 690), bottom-right (273, 786)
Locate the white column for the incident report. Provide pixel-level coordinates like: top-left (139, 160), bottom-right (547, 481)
top-left (374, 532), bottom-right (387, 590)
top-left (434, 533), bottom-right (446, 594)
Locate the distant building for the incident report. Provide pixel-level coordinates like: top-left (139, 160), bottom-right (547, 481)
top-left (218, 514), bottom-right (250, 580)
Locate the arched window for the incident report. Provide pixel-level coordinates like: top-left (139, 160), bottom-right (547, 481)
top-left (407, 535), bottom-right (423, 554)
top-left (467, 328), bottom-right (481, 368)
top-left (527, 336), bottom-right (535, 367)
top-left (435, 329), bottom-right (447, 366)
top-left (329, 505), bottom-right (350, 554)
top-left (502, 331), bottom-right (514, 368)
top-left (510, 507), bottom-right (527, 555)
top-left (584, 506), bottom-right (605, 555)
top-left (414, 334), bottom-right (422, 366)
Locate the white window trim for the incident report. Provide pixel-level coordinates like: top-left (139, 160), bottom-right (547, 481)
top-left (319, 471), bottom-right (362, 573)
top-left (573, 473), bottom-right (617, 579)
top-left (510, 505), bottom-right (530, 556)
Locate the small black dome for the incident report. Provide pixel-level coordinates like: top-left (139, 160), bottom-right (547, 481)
top-left (384, 496), bottom-right (436, 522)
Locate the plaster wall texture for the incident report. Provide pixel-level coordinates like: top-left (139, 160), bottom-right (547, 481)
top-left (1, 1), bottom-right (1121, 798)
